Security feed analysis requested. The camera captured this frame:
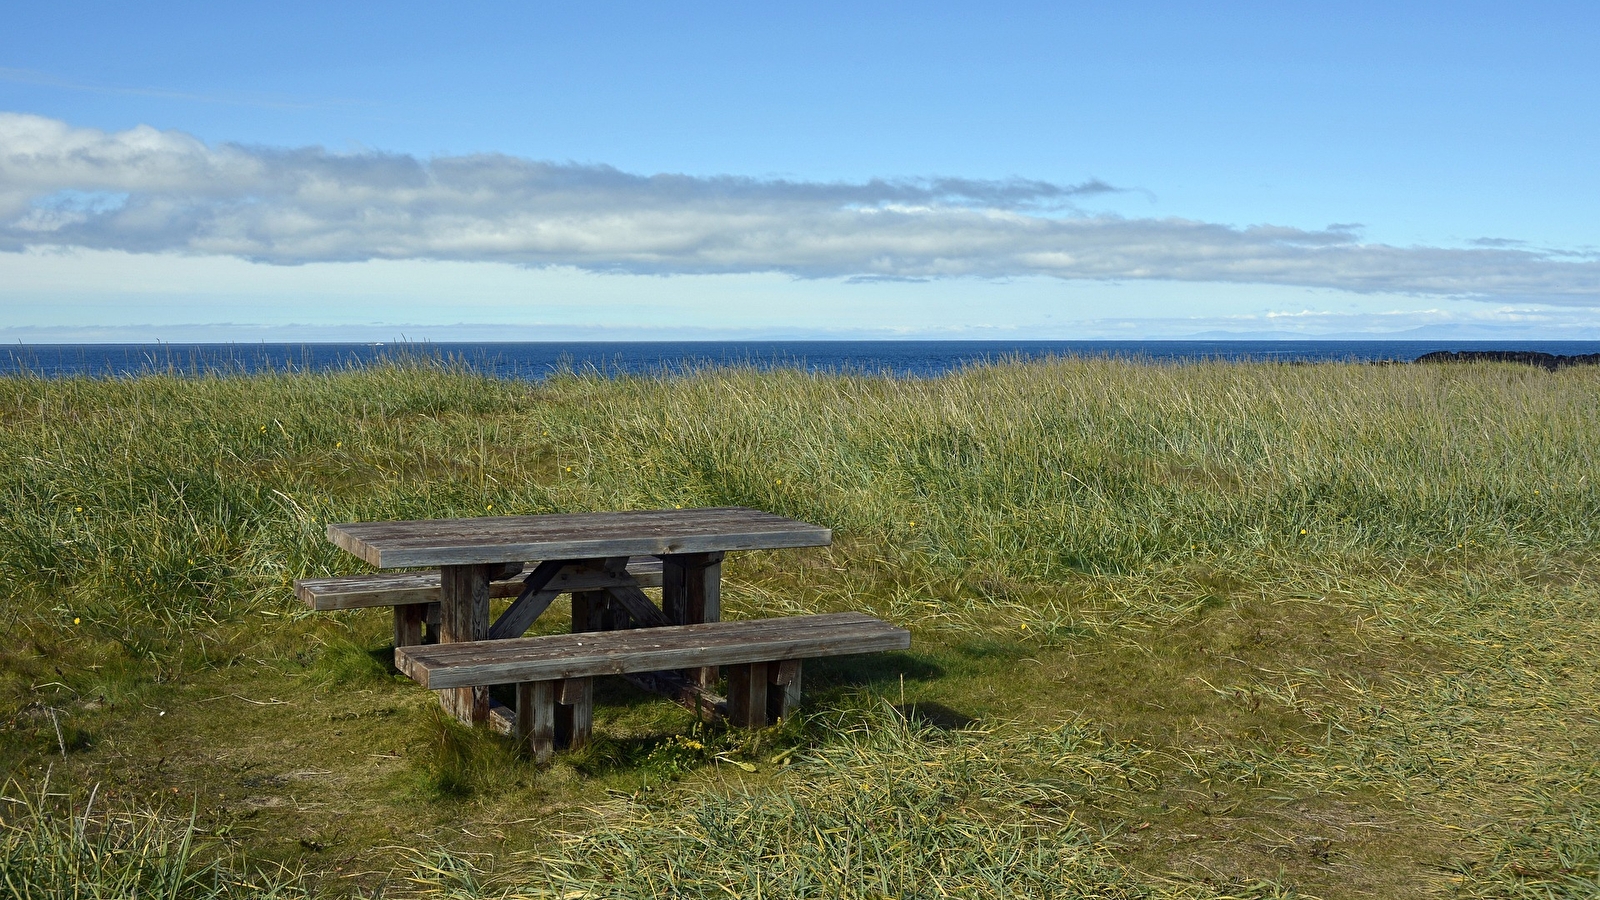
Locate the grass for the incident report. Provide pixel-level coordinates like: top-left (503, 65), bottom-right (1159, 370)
top-left (0, 777), bottom-right (304, 899)
top-left (0, 354), bottom-right (1597, 897)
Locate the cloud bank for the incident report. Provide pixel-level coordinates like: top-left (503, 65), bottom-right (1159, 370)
top-left (2, 113), bottom-right (1596, 303)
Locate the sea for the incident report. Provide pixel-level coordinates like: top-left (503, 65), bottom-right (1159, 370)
top-left (6, 340), bottom-right (1600, 380)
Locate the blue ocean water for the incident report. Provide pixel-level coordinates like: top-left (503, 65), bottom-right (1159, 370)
top-left (5, 341), bottom-right (1600, 380)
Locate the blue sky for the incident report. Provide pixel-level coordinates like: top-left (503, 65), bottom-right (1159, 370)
top-left (3, 1), bottom-right (1598, 340)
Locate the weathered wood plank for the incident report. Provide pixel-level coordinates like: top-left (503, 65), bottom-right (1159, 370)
top-left (438, 564), bottom-right (492, 724)
top-left (296, 558), bottom-right (664, 610)
top-left (396, 613), bottom-right (909, 689)
top-left (542, 564), bottom-right (659, 593)
top-left (402, 612), bottom-right (892, 672)
top-left (328, 507), bottom-right (830, 568)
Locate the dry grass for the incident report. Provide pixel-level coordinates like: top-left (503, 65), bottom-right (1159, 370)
top-left (1, 355), bottom-right (1597, 897)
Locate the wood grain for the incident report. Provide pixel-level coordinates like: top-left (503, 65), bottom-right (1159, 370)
top-left (570, 589), bottom-right (600, 633)
top-left (621, 670), bottom-right (725, 721)
top-left (517, 681), bottom-right (557, 764)
top-left (393, 603), bottom-right (428, 648)
top-left (603, 583), bottom-right (671, 628)
top-left (725, 662), bottom-right (768, 728)
top-left (485, 559), bottom-right (566, 640)
top-left (396, 612), bottom-right (909, 689)
top-left (771, 659), bottom-right (802, 723)
top-left (487, 699), bottom-right (515, 736)
top-left (296, 558), bottom-right (664, 610)
top-left (438, 564), bottom-right (492, 723)
top-left (557, 677), bottom-right (593, 752)
top-left (661, 551), bottom-right (723, 687)
top-left (327, 507), bottom-right (830, 568)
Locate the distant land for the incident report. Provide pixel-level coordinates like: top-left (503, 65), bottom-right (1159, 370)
top-left (1184, 324), bottom-right (1600, 341)
top-left (8, 322), bottom-right (1600, 344)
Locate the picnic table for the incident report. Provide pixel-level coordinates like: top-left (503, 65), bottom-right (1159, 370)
top-left (322, 507), bottom-right (835, 726)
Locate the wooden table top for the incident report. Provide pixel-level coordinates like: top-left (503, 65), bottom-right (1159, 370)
top-left (327, 506), bottom-right (832, 568)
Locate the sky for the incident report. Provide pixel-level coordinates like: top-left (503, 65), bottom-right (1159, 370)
top-left (2, 1), bottom-right (1598, 341)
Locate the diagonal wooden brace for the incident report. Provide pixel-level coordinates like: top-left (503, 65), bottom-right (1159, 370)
top-left (488, 560), bottom-right (567, 639)
top-left (603, 583), bottom-right (670, 628)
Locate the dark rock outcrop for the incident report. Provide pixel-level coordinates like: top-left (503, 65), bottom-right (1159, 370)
top-left (1412, 350), bottom-right (1600, 371)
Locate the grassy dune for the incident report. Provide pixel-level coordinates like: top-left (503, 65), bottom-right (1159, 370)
top-left (1, 356), bottom-right (1597, 898)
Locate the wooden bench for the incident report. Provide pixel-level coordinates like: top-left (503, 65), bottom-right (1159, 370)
top-left (294, 557), bottom-right (665, 647)
top-left (395, 612), bottom-right (910, 762)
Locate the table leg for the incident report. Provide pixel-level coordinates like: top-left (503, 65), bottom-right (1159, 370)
top-left (571, 589), bottom-right (602, 632)
top-left (439, 563), bottom-right (492, 725)
top-left (661, 552), bottom-right (724, 687)
top-left (393, 602), bottom-right (428, 649)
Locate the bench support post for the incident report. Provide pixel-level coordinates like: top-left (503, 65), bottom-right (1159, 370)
top-left (516, 681), bottom-right (557, 763)
top-left (725, 662), bottom-right (769, 728)
top-left (558, 677), bottom-right (593, 751)
top-left (439, 564), bottom-right (493, 725)
top-left (770, 659), bottom-right (801, 723)
top-left (726, 660), bottom-right (802, 727)
top-left (516, 677), bottom-right (593, 763)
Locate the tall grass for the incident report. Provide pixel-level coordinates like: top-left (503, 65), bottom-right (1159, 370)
top-left (4, 357), bottom-right (1593, 638)
top-left (0, 780), bottom-right (302, 899)
top-left (2, 356), bottom-right (1597, 898)
top-left (404, 703), bottom-right (1294, 900)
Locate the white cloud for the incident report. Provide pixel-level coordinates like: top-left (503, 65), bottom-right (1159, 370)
top-left (2, 112), bottom-right (1598, 304)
